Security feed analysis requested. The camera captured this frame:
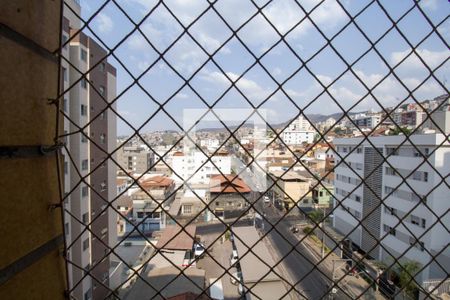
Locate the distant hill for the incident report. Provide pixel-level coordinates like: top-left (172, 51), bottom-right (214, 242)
top-left (194, 112), bottom-right (361, 132)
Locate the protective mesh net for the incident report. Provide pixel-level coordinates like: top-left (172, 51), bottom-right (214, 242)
top-left (56, 0), bottom-right (449, 299)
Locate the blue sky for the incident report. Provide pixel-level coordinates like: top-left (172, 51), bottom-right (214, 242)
top-left (77, 0), bottom-right (449, 135)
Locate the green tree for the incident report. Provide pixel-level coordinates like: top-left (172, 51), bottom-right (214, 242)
top-left (396, 261), bottom-right (421, 297)
top-left (307, 210), bottom-right (324, 224)
top-left (388, 126), bottom-right (412, 136)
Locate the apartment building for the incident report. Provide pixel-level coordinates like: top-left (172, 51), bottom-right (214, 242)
top-left (269, 171), bottom-right (313, 210)
top-left (351, 113), bottom-right (382, 129)
top-left (130, 176), bottom-right (175, 232)
top-left (209, 174), bottom-right (252, 219)
top-left (117, 144), bottom-right (155, 174)
top-left (62, 1), bottom-right (117, 299)
top-left (332, 134), bottom-right (450, 283)
top-left (282, 114), bottom-right (316, 145)
top-left (171, 150), bottom-right (231, 184)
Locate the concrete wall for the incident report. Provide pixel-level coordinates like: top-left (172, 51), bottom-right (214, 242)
top-left (0, 1), bottom-right (66, 299)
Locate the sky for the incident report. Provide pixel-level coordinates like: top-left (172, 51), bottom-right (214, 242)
top-left (77, 0), bottom-right (449, 135)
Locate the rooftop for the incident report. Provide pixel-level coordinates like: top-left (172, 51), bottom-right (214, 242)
top-left (156, 225), bottom-right (197, 251)
top-left (209, 174), bottom-right (252, 194)
top-left (140, 175), bottom-right (174, 189)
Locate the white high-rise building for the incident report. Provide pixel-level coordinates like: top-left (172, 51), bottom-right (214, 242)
top-left (282, 115), bottom-right (316, 145)
top-left (171, 151), bottom-right (231, 185)
top-left (333, 134), bottom-right (450, 284)
top-left (62, 1), bottom-right (117, 299)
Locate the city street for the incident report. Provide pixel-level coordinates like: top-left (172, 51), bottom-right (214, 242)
top-left (254, 199), bottom-right (355, 300)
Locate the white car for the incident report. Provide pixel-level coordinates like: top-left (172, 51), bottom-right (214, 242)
top-left (263, 196), bottom-right (270, 203)
top-left (194, 243), bottom-right (206, 258)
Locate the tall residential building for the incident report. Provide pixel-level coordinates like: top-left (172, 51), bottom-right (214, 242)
top-left (171, 150), bottom-right (231, 185)
top-left (117, 144), bottom-right (155, 174)
top-left (351, 113), bottom-right (382, 129)
top-left (62, 1), bottom-right (117, 299)
top-left (282, 115), bottom-right (316, 145)
top-left (332, 134), bottom-right (450, 284)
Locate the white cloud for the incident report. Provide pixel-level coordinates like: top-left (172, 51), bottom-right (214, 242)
top-left (200, 70), bottom-right (274, 102)
top-left (96, 13), bottom-right (114, 33)
top-left (419, 0), bottom-right (438, 10)
top-left (125, 0), bottom-right (158, 13)
top-left (137, 61), bottom-right (150, 71)
top-left (175, 93), bottom-right (189, 99)
top-left (316, 74), bottom-right (333, 86)
top-left (391, 49), bottom-right (448, 70)
top-left (273, 67), bottom-right (282, 76)
top-left (127, 34), bottom-right (149, 51)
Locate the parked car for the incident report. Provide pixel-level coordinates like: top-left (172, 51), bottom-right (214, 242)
top-left (263, 196), bottom-right (270, 203)
top-left (193, 242), bottom-right (206, 258)
top-left (230, 250), bottom-right (239, 267)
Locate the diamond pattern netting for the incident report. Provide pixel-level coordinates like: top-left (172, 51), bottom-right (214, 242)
top-left (53, 0), bottom-right (449, 299)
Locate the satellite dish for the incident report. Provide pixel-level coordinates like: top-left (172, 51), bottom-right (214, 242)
top-left (332, 288), bottom-right (337, 294)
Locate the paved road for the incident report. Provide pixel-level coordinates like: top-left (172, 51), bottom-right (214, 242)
top-left (255, 200), bottom-right (353, 300)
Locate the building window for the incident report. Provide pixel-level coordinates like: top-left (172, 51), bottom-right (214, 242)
top-left (137, 212), bottom-right (144, 218)
top-left (355, 195), bottom-right (361, 202)
top-left (386, 147), bottom-right (399, 156)
top-left (62, 35), bottom-right (68, 49)
top-left (99, 86), bottom-right (105, 96)
top-left (83, 287), bottom-right (92, 300)
top-left (83, 263), bottom-right (90, 276)
top-left (82, 213), bottom-right (89, 224)
top-left (63, 98), bottom-right (68, 112)
top-left (100, 133), bottom-right (106, 144)
top-left (62, 67), bottom-right (67, 82)
top-left (385, 167), bottom-right (397, 176)
top-left (385, 206), bottom-right (397, 216)
top-left (80, 49), bottom-right (87, 62)
top-left (409, 237), bottom-right (425, 251)
top-left (81, 104), bottom-right (87, 116)
top-left (183, 205), bottom-right (192, 214)
top-left (64, 161), bottom-right (68, 175)
top-left (383, 224), bottom-right (396, 236)
top-left (81, 133), bottom-right (88, 143)
top-left (81, 185), bottom-right (89, 197)
top-left (81, 78), bottom-right (87, 89)
top-left (82, 238), bottom-right (89, 251)
top-left (64, 223), bottom-right (69, 235)
top-left (100, 111), bottom-right (106, 120)
top-left (100, 62), bottom-right (106, 72)
top-left (81, 159), bottom-right (89, 170)
top-left (421, 218), bottom-right (426, 228)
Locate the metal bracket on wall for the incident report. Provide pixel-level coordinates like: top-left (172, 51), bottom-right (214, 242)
top-left (0, 23), bottom-right (59, 64)
top-left (0, 144), bottom-right (63, 159)
top-left (0, 234), bottom-right (64, 286)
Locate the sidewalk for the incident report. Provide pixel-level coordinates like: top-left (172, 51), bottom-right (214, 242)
top-left (300, 233), bottom-right (385, 299)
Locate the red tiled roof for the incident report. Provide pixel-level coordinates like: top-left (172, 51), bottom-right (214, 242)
top-left (209, 174), bottom-right (251, 193)
top-left (140, 176), bottom-right (174, 188)
top-left (173, 151), bottom-right (184, 156)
